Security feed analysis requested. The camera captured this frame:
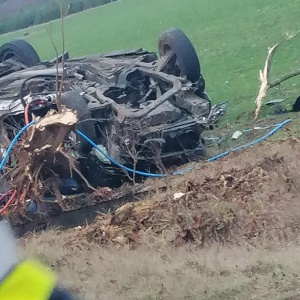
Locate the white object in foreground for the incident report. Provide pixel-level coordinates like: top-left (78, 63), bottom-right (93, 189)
top-left (0, 220), bottom-right (18, 280)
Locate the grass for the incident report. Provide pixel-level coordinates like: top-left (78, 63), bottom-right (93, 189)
top-left (0, 0), bottom-right (300, 124)
top-left (20, 134), bottom-right (300, 299)
top-left (22, 230), bottom-right (300, 300)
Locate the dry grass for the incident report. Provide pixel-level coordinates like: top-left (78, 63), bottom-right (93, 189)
top-left (22, 230), bottom-right (300, 300)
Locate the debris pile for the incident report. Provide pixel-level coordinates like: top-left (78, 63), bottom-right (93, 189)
top-left (75, 137), bottom-right (300, 246)
top-left (0, 108), bottom-right (83, 215)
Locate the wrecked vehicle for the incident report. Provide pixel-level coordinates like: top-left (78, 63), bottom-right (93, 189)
top-left (0, 28), bottom-right (224, 204)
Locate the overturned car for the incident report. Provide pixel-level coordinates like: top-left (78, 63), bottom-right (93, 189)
top-left (0, 28), bottom-right (224, 203)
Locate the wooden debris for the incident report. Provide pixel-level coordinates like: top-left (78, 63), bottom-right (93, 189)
top-left (254, 31), bottom-right (300, 119)
top-left (6, 107), bottom-right (93, 211)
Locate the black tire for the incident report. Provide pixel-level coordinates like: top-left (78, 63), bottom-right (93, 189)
top-left (60, 90), bottom-right (97, 154)
top-left (158, 28), bottom-right (200, 82)
top-left (0, 39), bottom-right (40, 67)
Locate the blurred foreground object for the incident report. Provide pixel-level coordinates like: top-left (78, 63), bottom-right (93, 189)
top-left (0, 218), bottom-right (76, 300)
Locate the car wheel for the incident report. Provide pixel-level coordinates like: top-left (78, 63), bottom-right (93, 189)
top-left (60, 90), bottom-right (97, 155)
top-left (0, 39), bottom-right (40, 67)
top-left (158, 28), bottom-right (201, 83)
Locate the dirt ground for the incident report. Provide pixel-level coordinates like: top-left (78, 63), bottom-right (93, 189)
top-left (22, 136), bottom-right (300, 300)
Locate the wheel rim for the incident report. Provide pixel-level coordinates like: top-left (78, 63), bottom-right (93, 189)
top-left (162, 44), bottom-right (172, 56)
top-left (161, 44), bottom-right (181, 77)
top-left (0, 50), bottom-right (17, 63)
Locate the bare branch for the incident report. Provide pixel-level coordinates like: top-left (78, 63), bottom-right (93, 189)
top-left (269, 68), bottom-right (300, 88)
top-left (45, 22), bottom-right (60, 109)
top-left (59, 149), bottom-right (96, 192)
top-left (45, 2), bottom-right (70, 113)
top-left (284, 30), bottom-right (300, 41)
top-left (57, 3), bottom-right (70, 110)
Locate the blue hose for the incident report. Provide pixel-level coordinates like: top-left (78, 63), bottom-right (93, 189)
top-left (76, 130), bottom-right (171, 178)
top-left (76, 117), bottom-right (291, 177)
top-left (0, 118), bottom-right (291, 178)
top-left (207, 118), bottom-right (291, 162)
top-left (0, 121), bottom-right (35, 172)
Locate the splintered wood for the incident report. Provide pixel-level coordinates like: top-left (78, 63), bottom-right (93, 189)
top-left (254, 31), bottom-right (300, 119)
top-left (254, 44), bottom-right (279, 120)
top-left (27, 108), bottom-right (78, 150)
top-left (8, 108), bottom-right (78, 208)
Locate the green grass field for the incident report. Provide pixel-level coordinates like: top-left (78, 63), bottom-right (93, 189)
top-left (0, 0), bottom-right (299, 124)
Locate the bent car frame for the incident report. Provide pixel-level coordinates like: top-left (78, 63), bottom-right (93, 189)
top-left (0, 28), bottom-right (225, 201)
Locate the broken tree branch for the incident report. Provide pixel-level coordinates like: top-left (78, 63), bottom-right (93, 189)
top-left (254, 30), bottom-right (300, 119)
top-left (57, 3), bottom-right (70, 109)
top-left (269, 68), bottom-right (300, 88)
top-left (45, 3), bottom-right (70, 113)
top-left (254, 44), bottom-right (279, 119)
top-left (7, 108), bottom-right (95, 205)
top-left (45, 23), bottom-right (60, 111)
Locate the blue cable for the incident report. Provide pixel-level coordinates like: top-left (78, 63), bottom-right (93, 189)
top-left (76, 130), bottom-right (171, 178)
top-left (207, 118), bottom-right (291, 162)
top-left (0, 118), bottom-right (291, 178)
top-left (76, 117), bottom-right (291, 178)
top-left (0, 121), bottom-right (35, 172)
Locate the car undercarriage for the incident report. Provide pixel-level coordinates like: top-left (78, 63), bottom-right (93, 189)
top-left (0, 28), bottom-right (226, 216)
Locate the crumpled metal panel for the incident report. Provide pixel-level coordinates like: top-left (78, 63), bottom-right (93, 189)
top-left (143, 101), bottom-right (182, 126)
